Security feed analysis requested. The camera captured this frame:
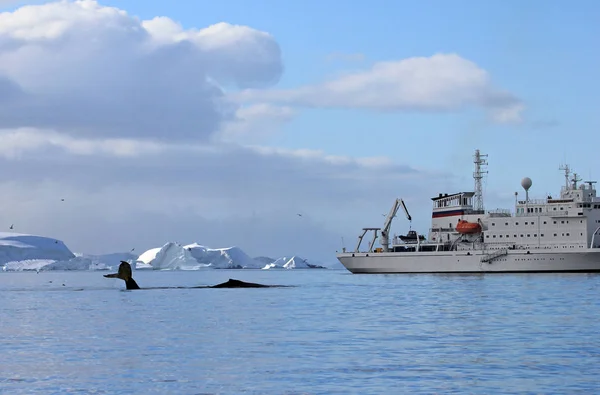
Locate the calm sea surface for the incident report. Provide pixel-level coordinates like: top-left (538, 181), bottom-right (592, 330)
top-left (1, 269), bottom-right (599, 394)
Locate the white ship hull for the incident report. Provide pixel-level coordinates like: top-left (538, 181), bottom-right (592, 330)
top-left (337, 249), bottom-right (600, 274)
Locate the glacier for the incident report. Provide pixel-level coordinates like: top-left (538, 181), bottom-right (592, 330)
top-left (0, 231), bottom-right (333, 271)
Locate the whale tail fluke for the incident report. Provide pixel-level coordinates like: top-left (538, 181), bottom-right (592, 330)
top-left (104, 261), bottom-right (140, 290)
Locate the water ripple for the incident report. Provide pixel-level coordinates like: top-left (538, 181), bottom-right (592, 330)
top-left (0, 270), bottom-right (599, 394)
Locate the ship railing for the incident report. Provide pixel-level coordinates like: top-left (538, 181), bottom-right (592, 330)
top-left (517, 199), bottom-right (547, 205)
top-left (487, 209), bottom-right (511, 217)
top-left (481, 249), bottom-right (508, 263)
top-left (429, 227), bottom-right (454, 233)
top-left (514, 210), bottom-right (572, 217)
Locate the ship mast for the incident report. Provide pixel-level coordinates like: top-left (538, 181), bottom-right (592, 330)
top-left (559, 164), bottom-right (570, 190)
top-left (473, 149), bottom-right (488, 211)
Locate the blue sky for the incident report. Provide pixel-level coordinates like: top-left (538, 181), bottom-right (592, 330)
top-left (97, 0), bottom-right (599, 184)
top-left (0, 0), bottom-right (598, 261)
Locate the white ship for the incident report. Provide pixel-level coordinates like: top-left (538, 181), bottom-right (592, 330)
top-left (337, 150), bottom-right (600, 273)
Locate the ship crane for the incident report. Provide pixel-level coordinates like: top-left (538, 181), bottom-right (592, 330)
top-left (381, 198), bottom-right (412, 252)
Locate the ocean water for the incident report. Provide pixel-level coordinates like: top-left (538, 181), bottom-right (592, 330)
top-left (1, 269), bottom-right (599, 394)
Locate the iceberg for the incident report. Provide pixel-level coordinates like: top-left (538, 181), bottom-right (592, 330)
top-left (183, 243), bottom-right (263, 269)
top-left (261, 255), bottom-right (326, 270)
top-left (0, 232), bottom-right (75, 265)
top-left (0, 231), bottom-right (329, 271)
top-left (2, 256), bottom-right (111, 272)
top-left (136, 242), bottom-right (208, 270)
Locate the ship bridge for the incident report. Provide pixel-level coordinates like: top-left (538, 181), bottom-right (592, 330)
top-left (431, 192), bottom-right (484, 218)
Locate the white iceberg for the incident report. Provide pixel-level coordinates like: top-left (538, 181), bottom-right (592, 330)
top-left (0, 232), bottom-right (75, 266)
top-left (262, 255), bottom-right (326, 270)
top-left (183, 243), bottom-right (263, 269)
top-left (136, 242), bottom-right (208, 270)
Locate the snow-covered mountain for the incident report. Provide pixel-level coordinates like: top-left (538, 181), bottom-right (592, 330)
top-left (0, 232), bottom-right (335, 271)
top-left (0, 232), bottom-right (75, 265)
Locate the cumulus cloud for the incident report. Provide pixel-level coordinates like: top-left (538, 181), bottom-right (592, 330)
top-left (215, 104), bottom-right (295, 143)
top-left (0, 0), bottom-right (282, 140)
top-left (0, 1), bottom-right (486, 262)
top-left (0, 127), bottom-right (446, 259)
top-left (235, 53), bottom-right (524, 123)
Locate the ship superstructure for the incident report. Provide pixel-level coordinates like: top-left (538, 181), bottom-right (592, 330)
top-left (336, 150), bottom-right (600, 273)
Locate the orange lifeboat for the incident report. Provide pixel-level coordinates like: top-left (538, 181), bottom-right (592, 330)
top-left (456, 219), bottom-right (482, 234)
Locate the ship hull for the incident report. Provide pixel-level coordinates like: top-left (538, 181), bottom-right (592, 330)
top-left (336, 249), bottom-right (600, 274)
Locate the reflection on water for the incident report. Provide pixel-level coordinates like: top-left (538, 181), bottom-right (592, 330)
top-left (1, 270), bottom-right (599, 394)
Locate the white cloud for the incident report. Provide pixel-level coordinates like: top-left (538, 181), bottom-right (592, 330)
top-left (0, 129), bottom-right (446, 260)
top-left (215, 104), bottom-right (295, 143)
top-left (0, 2), bottom-right (481, 262)
top-left (0, 0), bottom-right (282, 140)
top-left (235, 53), bottom-right (524, 123)
top-left (0, 128), bottom-right (164, 158)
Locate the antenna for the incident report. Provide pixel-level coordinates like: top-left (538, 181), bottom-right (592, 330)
top-left (473, 149), bottom-right (488, 211)
top-left (571, 173), bottom-right (581, 189)
top-left (559, 164), bottom-right (570, 190)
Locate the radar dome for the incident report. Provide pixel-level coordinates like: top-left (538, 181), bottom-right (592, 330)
top-left (521, 177), bottom-right (532, 191)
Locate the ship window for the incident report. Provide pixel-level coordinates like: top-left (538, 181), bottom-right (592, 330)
top-left (543, 221), bottom-right (547, 224)
top-left (516, 222), bottom-right (519, 225)
top-left (560, 207), bottom-right (564, 210)
top-left (580, 220), bottom-right (583, 223)
top-left (534, 234), bottom-right (537, 237)
top-left (553, 221), bottom-right (557, 224)
top-left (553, 207), bottom-right (556, 210)
top-left (527, 234), bottom-right (530, 237)
top-left (520, 234), bottom-right (524, 237)
top-left (514, 235), bottom-right (517, 238)
top-left (485, 235), bottom-right (489, 238)
top-left (499, 235), bottom-right (502, 238)
top-left (566, 233), bottom-right (570, 236)
top-left (531, 222), bottom-right (535, 225)
top-left (493, 235), bottom-right (496, 238)
top-left (541, 234), bottom-right (544, 237)
top-left (525, 222), bottom-right (528, 225)
top-left (505, 222), bottom-right (508, 226)
top-left (581, 233), bottom-right (583, 236)
top-left (561, 221), bottom-right (564, 224)
top-left (554, 233), bottom-right (557, 236)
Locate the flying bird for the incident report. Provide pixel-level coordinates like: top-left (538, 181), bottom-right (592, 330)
top-left (61, 198), bottom-right (65, 201)
top-left (296, 213), bottom-right (303, 217)
top-left (9, 224), bottom-right (13, 230)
